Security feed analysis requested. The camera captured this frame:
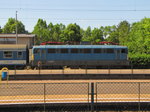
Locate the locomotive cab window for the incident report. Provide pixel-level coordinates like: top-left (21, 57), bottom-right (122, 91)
top-left (48, 49), bottom-right (56, 53)
top-left (3, 51), bottom-right (13, 58)
top-left (60, 49), bottom-right (68, 53)
top-left (71, 49), bottom-right (78, 53)
top-left (121, 49), bottom-right (127, 53)
top-left (17, 51), bottom-right (23, 58)
top-left (34, 48), bottom-right (40, 54)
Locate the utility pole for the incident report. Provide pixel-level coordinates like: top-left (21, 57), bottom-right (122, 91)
top-left (16, 11), bottom-right (18, 44)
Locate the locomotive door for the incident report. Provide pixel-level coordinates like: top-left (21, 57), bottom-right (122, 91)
top-left (116, 49), bottom-right (120, 60)
top-left (40, 49), bottom-right (46, 63)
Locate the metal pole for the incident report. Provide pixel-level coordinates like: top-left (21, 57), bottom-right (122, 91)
top-left (86, 64), bottom-right (87, 75)
top-left (39, 66), bottom-right (40, 75)
top-left (44, 83), bottom-right (46, 111)
top-left (95, 82), bottom-right (97, 111)
top-left (16, 11), bottom-right (18, 44)
top-left (131, 61), bottom-right (133, 74)
top-left (138, 82), bottom-right (141, 111)
top-left (88, 83), bottom-right (90, 111)
top-left (91, 83), bottom-right (94, 112)
top-left (108, 65), bottom-right (110, 74)
top-left (15, 65), bottom-right (16, 75)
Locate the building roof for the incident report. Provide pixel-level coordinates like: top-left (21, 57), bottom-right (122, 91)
top-left (0, 34), bottom-right (36, 38)
top-left (33, 45), bottom-right (127, 49)
top-left (0, 44), bottom-right (27, 50)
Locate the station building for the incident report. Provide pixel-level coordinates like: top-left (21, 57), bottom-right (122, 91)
top-left (0, 34), bottom-right (36, 48)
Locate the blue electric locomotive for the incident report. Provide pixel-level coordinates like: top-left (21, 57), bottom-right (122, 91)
top-left (32, 45), bottom-right (129, 68)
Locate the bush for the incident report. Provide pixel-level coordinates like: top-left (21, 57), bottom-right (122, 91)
top-left (129, 53), bottom-right (150, 68)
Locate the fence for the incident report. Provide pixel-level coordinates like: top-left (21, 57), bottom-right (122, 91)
top-left (0, 82), bottom-right (150, 111)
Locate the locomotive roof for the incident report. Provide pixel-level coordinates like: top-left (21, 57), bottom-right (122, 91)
top-left (33, 45), bottom-right (127, 49)
top-left (0, 44), bottom-right (27, 50)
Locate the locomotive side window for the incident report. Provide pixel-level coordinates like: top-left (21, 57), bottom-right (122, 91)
top-left (3, 51), bottom-right (13, 58)
top-left (94, 49), bottom-right (102, 53)
top-left (79, 49), bottom-right (91, 53)
top-left (79, 49), bottom-right (84, 53)
top-left (34, 48), bottom-right (40, 54)
top-left (48, 49), bottom-right (56, 53)
top-left (60, 49), bottom-right (68, 53)
top-left (121, 49), bottom-right (127, 53)
top-left (83, 49), bottom-right (91, 53)
top-left (106, 49), bottom-right (114, 53)
top-left (71, 49), bottom-right (78, 53)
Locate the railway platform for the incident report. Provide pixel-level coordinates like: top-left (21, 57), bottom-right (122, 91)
top-left (3, 69), bottom-right (150, 80)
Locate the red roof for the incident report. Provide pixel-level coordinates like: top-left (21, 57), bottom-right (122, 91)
top-left (97, 41), bottom-right (119, 45)
top-left (40, 41), bottom-right (64, 45)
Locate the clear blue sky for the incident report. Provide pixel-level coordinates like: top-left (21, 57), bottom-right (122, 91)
top-left (0, 0), bottom-right (150, 32)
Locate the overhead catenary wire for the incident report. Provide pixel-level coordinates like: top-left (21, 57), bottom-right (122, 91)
top-left (0, 18), bottom-right (142, 21)
top-left (0, 8), bottom-right (150, 12)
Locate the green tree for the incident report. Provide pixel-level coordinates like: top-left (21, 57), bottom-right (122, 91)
top-left (3, 18), bottom-right (26, 33)
top-left (101, 25), bottom-right (119, 43)
top-left (47, 22), bottom-right (54, 41)
top-left (117, 20), bottom-right (130, 45)
top-left (128, 18), bottom-right (150, 54)
top-left (47, 23), bottom-right (65, 42)
top-left (90, 28), bottom-right (103, 43)
top-left (32, 19), bottom-right (49, 44)
top-left (82, 26), bottom-right (92, 41)
top-left (53, 23), bottom-right (65, 42)
top-left (60, 23), bottom-right (82, 42)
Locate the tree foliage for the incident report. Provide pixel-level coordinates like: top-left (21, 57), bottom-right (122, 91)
top-left (117, 20), bottom-right (130, 45)
top-left (1, 17), bottom-right (150, 66)
top-left (3, 18), bottom-right (26, 34)
top-left (101, 25), bottom-right (119, 43)
top-left (32, 19), bottom-right (49, 44)
top-left (127, 18), bottom-right (150, 54)
top-left (60, 23), bottom-right (82, 42)
top-left (82, 26), bottom-right (92, 41)
top-left (90, 28), bottom-right (103, 43)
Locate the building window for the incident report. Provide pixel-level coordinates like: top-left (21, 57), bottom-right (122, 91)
top-left (94, 49), bottom-right (102, 53)
top-left (34, 48), bottom-right (40, 54)
top-left (71, 49), bottom-right (78, 53)
top-left (60, 49), bottom-right (68, 53)
top-left (3, 51), bottom-right (13, 58)
top-left (17, 52), bottom-right (23, 58)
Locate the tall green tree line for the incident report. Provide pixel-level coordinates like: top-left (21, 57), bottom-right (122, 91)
top-left (1, 17), bottom-right (150, 56)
